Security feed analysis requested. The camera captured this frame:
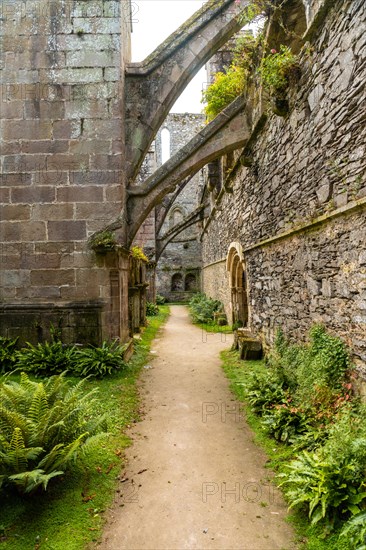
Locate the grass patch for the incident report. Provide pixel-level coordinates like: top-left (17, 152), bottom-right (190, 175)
top-left (0, 306), bottom-right (169, 550)
top-left (196, 322), bottom-right (233, 334)
top-left (220, 349), bottom-right (356, 550)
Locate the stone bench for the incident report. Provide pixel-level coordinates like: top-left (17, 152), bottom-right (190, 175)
top-left (234, 328), bottom-right (263, 361)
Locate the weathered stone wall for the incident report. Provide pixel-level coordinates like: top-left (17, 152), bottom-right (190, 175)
top-left (155, 114), bottom-right (205, 301)
top-left (0, 0), bottom-right (131, 343)
top-left (201, 0), bottom-right (366, 374)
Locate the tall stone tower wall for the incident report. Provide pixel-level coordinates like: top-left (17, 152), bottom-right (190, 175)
top-left (0, 0), bottom-right (131, 344)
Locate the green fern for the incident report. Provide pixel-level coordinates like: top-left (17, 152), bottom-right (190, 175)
top-left (0, 373), bottom-right (108, 494)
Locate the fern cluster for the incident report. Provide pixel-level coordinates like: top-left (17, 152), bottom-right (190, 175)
top-left (3, 339), bottom-right (128, 379)
top-left (242, 324), bottom-right (366, 534)
top-left (0, 373), bottom-right (108, 494)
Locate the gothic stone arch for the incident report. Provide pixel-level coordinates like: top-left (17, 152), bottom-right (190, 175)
top-left (226, 242), bottom-right (249, 327)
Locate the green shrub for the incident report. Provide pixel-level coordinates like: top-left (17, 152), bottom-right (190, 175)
top-left (258, 45), bottom-right (299, 98)
top-left (155, 294), bottom-right (166, 305)
top-left (202, 67), bottom-right (246, 121)
top-left (0, 373), bottom-right (108, 494)
top-left (0, 336), bottom-right (18, 373)
top-left (15, 340), bottom-right (78, 377)
top-left (245, 371), bottom-right (287, 415)
top-left (146, 302), bottom-right (159, 316)
top-left (73, 340), bottom-right (127, 378)
top-left (340, 512), bottom-right (366, 550)
top-left (279, 405), bottom-right (366, 528)
top-left (188, 293), bottom-right (222, 324)
top-left (202, 33), bottom-right (258, 121)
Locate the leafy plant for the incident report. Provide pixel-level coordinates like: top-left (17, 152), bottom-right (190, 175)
top-left (202, 67), bottom-right (246, 121)
top-left (73, 340), bottom-right (127, 378)
top-left (15, 340), bottom-right (78, 377)
top-left (88, 230), bottom-right (117, 252)
top-left (130, 246), bottom-right (148, 262)
top-left (340, 512), bottom-right (366, 550)
top-left (262, 403), bottom-right (310, 443)
top-left (245, 370), bottom-right (287, 415)
top-left (188, 293), bottom-right (222, 324)
top-left (279, 406), bottom-right (366, 528)
top-left (202, 33), bottom-right (259, 121)
top-left (258, 45), bottom-right (300, 98)
top-left (0, 336), bottom-right (18, 373)
top-left (146, 302), bottom-right (159, 316)
top-left (0, 373), bottom-right (108, 494)
top-left (155, 294), bottom-right (166, 305)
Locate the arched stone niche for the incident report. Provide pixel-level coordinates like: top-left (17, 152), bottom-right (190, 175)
top-left (226, 242), bottom-right (249, 327)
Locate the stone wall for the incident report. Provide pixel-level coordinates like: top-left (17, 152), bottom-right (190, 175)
top-left (155, 114), bottom-right (205, 302)
top-left (201, 0), bottom-right (366, 375)
top-left (0, 0), bottom-right (131, 343)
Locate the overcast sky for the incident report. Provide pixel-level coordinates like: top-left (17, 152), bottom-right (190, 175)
top-left (130, 0), bottom-right (206, 113)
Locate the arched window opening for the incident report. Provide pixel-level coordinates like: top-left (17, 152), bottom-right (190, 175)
top-left (169, 206), bottom-right (184, 228)
top-left (161, 128), bottom-right (171, 164)
top-left (226, 242), bottom-right (249, 327)
top-left (171, 272), bottom-right (183, 292)
top-left (185, 273), bottom-right (197, 292)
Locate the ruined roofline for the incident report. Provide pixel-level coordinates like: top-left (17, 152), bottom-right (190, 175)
top-left (126, 0), bottom-right (249, 76)
top-left (128, 95), bottom-right (249, 198)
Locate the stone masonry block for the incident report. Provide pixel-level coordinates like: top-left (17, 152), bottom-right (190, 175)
top-left (66, 50), bottom-right (118, 68)
top-left (30, 269), bottom-right (75, 286)
top-left (53, 120), bottom-right (81, 139)
top-left (21, 254), bottom-right (60, 269)
top-left (72, 17), bottom-right (120, 34)
top-left (22, 140), bottom-right (69, 154)
top-left (24, 101), bottom-right (66, 120)
top-left (32, 203), bottom-right (74, 221)
top-left (40, 68), bottom-right (103, 84)
top-left (48, 221), bottom-right (87, 241)
top-left (56, 186), bottom-right (103, 203)
top-left (11, 187), bottom-right (55, 203)
top-left (2, 120), bottom-right (52, 140)
top-left (0, 205), bottom-right (30, 220)
top-left (65, 100), bottom-right (110, 119)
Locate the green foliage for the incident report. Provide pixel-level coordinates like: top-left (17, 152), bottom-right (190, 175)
top-left (146, 302), bottom-right (159, 316)
top-left (188, 293), bottom-right (223, 324)
top-left (279, 405), bottom-right (366, 528)
top-left (0, 306), bottom-right (170, 548)
top-left (130, 246), bottom-right (148, 262)
top-left (229, 324), bottom-right (365, 536)
top-left (245, 370), bottom-right (287, 415)
top-left (0, 373), bottom-right (108, 494)
top-left (340, 512), bottom-right (366, 550)
top-left (88, 230), bottom-right (116, 251)
top-left (73, 340), bottom-right (128, 378)
top-left (202, 67), bottom-right (246, 121)
top-left (155, 294), bottom-right (166, 305)
top-left (15, 340), bottom-right (78, 377)
top-left (262, 403), bottom-right (310, 443)
top-left (202, 33), bottom-right (258, 121)
top-left (258, 45), bottom-right (299, 98)
top-left (0, 336), bottom-right (18, 373)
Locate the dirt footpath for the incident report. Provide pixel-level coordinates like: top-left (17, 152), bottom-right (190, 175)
top-left (100, 306), bottom-right (297, 550)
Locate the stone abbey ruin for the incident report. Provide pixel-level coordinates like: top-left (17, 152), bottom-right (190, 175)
top-left (0, 0), bottom-right (365, 382)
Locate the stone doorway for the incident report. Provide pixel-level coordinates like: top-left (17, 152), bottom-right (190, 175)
top-left (226, 242), bottom-right (249, 327)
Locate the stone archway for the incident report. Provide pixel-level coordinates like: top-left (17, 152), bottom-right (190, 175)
top-left (226, 242), bottom-right (249, 327)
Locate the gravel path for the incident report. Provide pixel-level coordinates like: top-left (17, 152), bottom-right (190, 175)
top-left (100, 305), bottom-right (297, 550)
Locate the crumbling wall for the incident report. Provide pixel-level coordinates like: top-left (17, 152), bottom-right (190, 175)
top-left (201, 0), bottom-right (366, 375)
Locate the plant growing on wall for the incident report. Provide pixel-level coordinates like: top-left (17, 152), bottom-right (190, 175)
top-left (202, 33), bottom-right (259, 121)
top-left (88, 230), bottom-right (117, 253)
top-left (258, 45), bottom-right (300, 115)
top-left (130, 246), bottom-right (148, 262)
